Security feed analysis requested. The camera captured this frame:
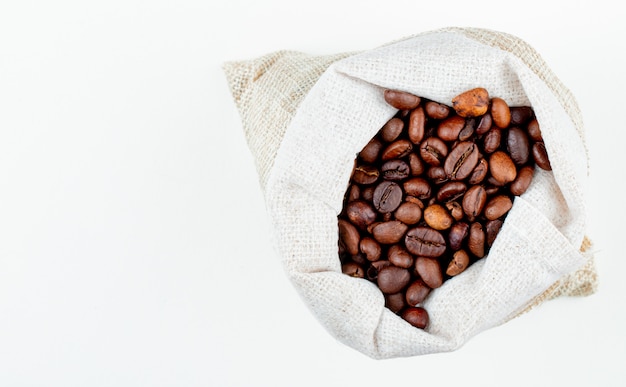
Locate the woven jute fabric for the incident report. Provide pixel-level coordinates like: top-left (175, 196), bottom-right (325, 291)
top-left (224, 28), bottom-right (598, 359)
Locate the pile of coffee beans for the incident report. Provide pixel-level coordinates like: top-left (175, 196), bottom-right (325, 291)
top-left (337, 87), bottom-right (551, 329)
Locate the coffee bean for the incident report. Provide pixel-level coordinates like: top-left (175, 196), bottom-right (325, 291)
top-left (377, 266), bottom-right (411, 294)
top-left (527, 118), bottom-right (543, 142)
top-left (426, 166), bottom-right (447, 184)
top-left (490, 97), bottom-right (511, 128)
top-left (532, 142), bottom-right (552, 171)
top-left (509, 106), bottom-right (534, 125)
top-left (424, 204), bottom-right (453, 231)
top-left (360, 237), bottom-right (382, 262)
top-left (489, 151), bottom-right (517, 184)
top-left (446, 249), bottom-right (470, 276)
top-left (452, 87), bottom-right (490, 117)
top-left (462, 185), bottom-right (487, 220)
top-left (485, 219), bottom-right (503, 246)
top-left (484, 195), bottom-right (513, 220)
top-left (408, 153), bottom-right (425, 176)
top-left (384, 89), bottom-right (421, 110)
top-left (342, 262), bottom-right (365, 278)
top-left (459, 118), bottom-right (476, 141)
top-left (405, 279), bottom-right (431, 306)
top-left (476, 113), bottom-right (492, 135)
top-left (405, 227), bottom-right (446, 258)
top-left (468, 158), bottom-right (488, 185)
top-left (372, 221), bottom-right (408, 244)
top-left (347, 184), bottom-right (360, 202)
top-left (408, 106), bottom-right (426, 144)
top-left (367, 260), bottom-right (391, 281)
top-left (415, 257), bottom-right (443, 288)
top-left (360, 137), bottom-right (383, 164)
top-left (352, 164), bottom-right (379, 185)
top-left (382, 139), bottom-right (413, 161)
top-left (420, 137), bottom-right (448, 166)
top-left (438, 115), bottom-right (465, 141)
top-left (361, 186), bottom-right (375, 202)
top-left (401, 307), bottom-right (429, 329)
top-left (394, 202), bottom-right (422, 225)
top-left (381, 159), bottom-right (410, 181)
top-left (388, 245), bottom-right (414, 268)
top-left (338, 219), bottom-right (360, 256)
top-left (403, 177), bottom-right (432, 199)
top-left (482, 128), bottom-right (501, 154)
top-left (346, 200), bottom-right (377, 230)
top-left (425, 101), bottom-right (450, 119)
top-left (385, 292), bottom-right (407, 313)
top-left (448, 221), bottom-right (469, 251)
top-left (468, 222), bottom-right (485, 258)
top-left (436, 181), bottom-right (467, 202)
top-left (381, 117), bottom-right (404, 143)
top-left (444, 141), bottom-right (479, 180)
top-left (373, 181), bottom-right (403, 213)
top-left (510, 165), bottom-right (534, 196)
top-left (507, 127), bottom-right (530, 165)
top-left (446, 201), bottom-right (464, 221)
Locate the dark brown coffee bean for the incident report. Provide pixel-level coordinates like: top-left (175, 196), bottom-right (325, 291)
top-left (381, 160), bottom-right (410, 181)
top-left (371, 221), bottom-right (408, 244)
top-left (384, 89), bottom-right (421, 110)
top-left (424, 101), bottom-right (450, 119)
top-left (342, 262), bottom-right (365, 278)
top-left (385, 292), bottom-right (407, 313)
top-left (485, 219), bottom-right (503, 246)
top-left (484, 195), bottom-right (513, 220)
top-left (415, 257), bottom-right (443, 288)
top-left (532, 142), bottom-right (552, 171)
top-left (367, 260), bottom-right (391, 280)
top-left (452, 87), bottom-right (490, 117)
top-left (338, 219), bottom-right (360, 256)
top-left (405, 279), bottom-right (431, 306)
top-left (377, 266), bottom-right (411, 294)
top-left (476, 113), bottom-right (492, 135)
top-left (482, 128), bottom-right (501, 154)
top-left (490, 97), bottom-right (511, 128)
top-left (458, 118), bottom-right (476, 141)
top-left (468, 222), bottom-right (485, 258)
top-left (509, 106), bottom-right (534, 125)
top-left (381, 139), bottom-right (413, 161)
top-left (468, 158), bottom-right (488, 185)
top-left (394, 202), bottom-right (422, 225)
top-left (462, 185), bottom-right (487, 220)
top-left (360, 237), bottom-right (382, 262)
top-left (401, 307), bottom-right (429, 329)
top-left (510, 165), bottom-right (535, 196)
top-left (388, 245), bottom-right (414, 269)
top-left (426, 166), bottom-right (447, 184)
top-left (403, 177), bottom-right (431, 199)
top-left (360, 137), bottom-right (383, 164)
top-left (446, 201), bottom-right (464, 221)
top-left (381, 117), bottom-right (404, 143)
top-left (423, 204), bottom-right (454, 231)
top-left (437, 115), bottom-right (465, 141)
top-left (448, 222), bottom-right (469, 251)
top-left (507, 127), bottom-right (530, 165)
top-left (436, 181), bottom-right (467, 202)
top-left (405, 227), bottom-right (446, 258)
top-left (408, 153), bottom-right (425, 176)
top-left (489, 151), bottom-right (517, 184)
top-left (527, 118), bottom-right (543, 142)
top-left (446, 249), bottom-right (470, 276)
top-left (345, 200), bottom-right (377, 230)
top-left (408, 106), bottom-right (426, 144)
top-left (361, 186), bottom-right (375, 202)
top-left (444, 141), bottom-right (479, 180)
top-left (373, 181), bottom-right (403, 213)
top-left (346, 184), bottom-right (360, 202)
top-left (352, 164), bottom-right (379, 185)
top-left (419, 137), bottom-right (448, 166)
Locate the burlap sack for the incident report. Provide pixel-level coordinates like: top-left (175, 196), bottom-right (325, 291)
top-left (224, 27), bottom-right (598, 359)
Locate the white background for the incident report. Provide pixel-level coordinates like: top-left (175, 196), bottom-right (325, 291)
top-left (1, 0), bottom-right (625, 386)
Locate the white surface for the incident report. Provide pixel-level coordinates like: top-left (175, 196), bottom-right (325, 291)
top-left (0, 0), bottom-right (623, 386)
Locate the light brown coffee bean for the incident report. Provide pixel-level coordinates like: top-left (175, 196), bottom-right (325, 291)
top-left (408, 106), bottom-right (426, 144)
top-left (415, 257), bottom-right (443, 289)
top-left (437, 115), bottom-right (465, 141)
top-left (424, 101), bottom-right (450, 119)
top-left (394, 202), bottom-right (422, 225)
top-left (462, 185), bottom-right (487, 220)
top-left (510, 165), bottom-right (534, 196)
top-left (452, 87), bottom-right (490, 117)
top-left (381, 117), bottom-right (404, 143)
top-left (388, 245), bottom-right (414, 269)
top-left (424, 204), bottom-right (453, 230)
top-left (371, 221), bottom-right (408, 244)
top-left (405, 279), bottom-right (431, 306)
top-left (484, 195), bottom-right (513, 220)
top-left (446, 249), bottom-right (470, 276)
top-left (384, 89), bottom-right (421, 110)
top-left (490, 97), bottom-right (511, 128)
top-left (489, 151), bottom-right (517, 184)
top-left (360, 237), bottom-right (382, 262)
top-left (468, 222), bottom-right (485, 258)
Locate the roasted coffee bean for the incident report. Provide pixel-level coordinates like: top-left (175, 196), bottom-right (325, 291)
top-left (448, 222), bottom-right (470, 251)
top-left (347, 184), bottom-right (360, 202)
top-left (415, 257), bottom-right (443, 288)
top-left (476, 113), bottom-right (492, 135)
top-left (468, 222), bottom-right (486, 258)
top-left (346, 200), bottom-right (377, 230)
top-left (468, 158), bottom-right (489, 184)
top-left (482, 128), bottom-right (501, 154)
top-left (489, 151), bottom-right (517, 184)
top-left (527, 118), bottom-right (543, 142)
top-left (484, 195), bottom-right (513, 220)
top-left (352, 164), bottom-right (379, 185)
top-left (381, 117), bottom-right (404, 142)
top-left (377, 266), bottom-right (411, 294)
top-left (384, 89), bottom-right (421, 110)
top-left (420, 137), bottom-right (448, 166)
top-left (426, 166), bottom-right (447, 184)
top-left (510, 165), bottom-right (534, 196)
top-left (423, 204), bottom-right (453, 231)
top-left (360, 237), bottom-right (382, 262)
top-left (490, 97), bottom-right (511, 128)
top-left (438, 115), bottom-right (465, 141)
top-left (403, 177), bottom-right (431, 199)
top-left (532, 142), bottom-right (552, 171)
top-left (382, 139), bottom-right (413, 160)
top-left (509, 106), bottom-right (534, 125)
top-left (381, 159), bottom-right (410, 181)
top-left (408, 153), bottom-right (425, 176)
top-left (338, 219), bottom-right (360, 256)
top-left (401, 307), bottom-right (429, 329)
top-left (405, 279), bottom-right (431, 306)
top-left (452, 87), bottom-right (490, 117)
top-left (446, 249), bottom-right (470, 276)
top-left (388, 245), bottom-right (414, 269)
top-left (405, 196), bottom-right (424, 208)
top-left (485, 219), bottom-right (503, 246)
top-left (361, 186), bottom-right (375, 202)
top-left (507, 127), bottom-right (530, 165)
top-left (444, 141), bottom-right (479, 180)
top-left (373, 181), bottom-right (403, 213)
top-left (405, 227), bottom-right (446, 258)
top-left (342, 262), bottom-right (365, 278)
top-left (367, 260), bottom-right (391, 280)
top-left (446, 201), bottom-right (464, 221)
top-left (425, 101), bottom-right (450, 119)
top-left (371, 221), bottom-right (408, 244)
top-left (394, 202), bottom-right (422, 225)
top-left (436, 181), bottom-right (467, 202)
top-left (408, 106), bottom-right (426, 144)
top-left (385, 292), bottom-right (407, 313)
top-left (459, 118), bottom-right (476, 141)
top-left (360, 137), bottom-right (383, 164)
top-left (462, 185), bottom-right (487, 220)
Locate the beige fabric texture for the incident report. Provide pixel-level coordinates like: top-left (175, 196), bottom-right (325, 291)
top-left (224, 28), bottom-right (598, 359)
